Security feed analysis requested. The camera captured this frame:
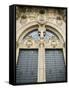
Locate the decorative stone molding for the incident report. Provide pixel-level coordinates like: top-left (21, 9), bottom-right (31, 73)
top-left (16, 19), bottom-right (65, 44)
top-left (16, 6), bottom-right (66, 22)
top-left (21, 36), bottom-right (38, 48)
top-left (16, 6), bottom-right (66, 66)
top-left (25, 36), bottom-right (33, 48)
top-left (16, 6), bottom-right (66, 34)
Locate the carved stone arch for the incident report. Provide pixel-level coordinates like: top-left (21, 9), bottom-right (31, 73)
top-left (16, 21), bottom-right (38, 41)
top-left (18, 25), bottom-right (38, 43)
top-left (46, 25), bottom-right (64, 44)
top-left (46, 22), bottom-right (65, 42)
top-left (17, 21), bottom-right (64, 45)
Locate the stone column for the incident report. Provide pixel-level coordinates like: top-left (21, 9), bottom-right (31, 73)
top-left (37, 22), bottom-right (46, 82)
top-left (38, 39), bottom-right (46, 82)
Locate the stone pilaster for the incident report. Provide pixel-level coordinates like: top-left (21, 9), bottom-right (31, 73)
top-left (38, 39), bottom-right (46, 82)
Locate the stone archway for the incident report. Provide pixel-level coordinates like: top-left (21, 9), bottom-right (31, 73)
top-left (16, 21), bottom-right (64, 44)
top-left (16, 6), bottom-right (66, 84)
top-left (16, 21), bottom-right (65, 64)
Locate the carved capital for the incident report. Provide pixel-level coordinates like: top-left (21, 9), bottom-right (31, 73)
top-left (39, 39), bottom-right (45, 47)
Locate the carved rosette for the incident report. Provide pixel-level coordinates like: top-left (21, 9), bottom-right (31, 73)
top-left (39, 39), bottom-right (45, 47)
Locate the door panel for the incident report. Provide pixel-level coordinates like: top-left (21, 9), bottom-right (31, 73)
top-left (45, 49), bottom-right (66, 82)
top-left (16, 49), bottom-right (38, 84)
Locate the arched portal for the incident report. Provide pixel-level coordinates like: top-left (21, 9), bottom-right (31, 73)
top-left (16, 3), bottom-right (67, 82)
top-left (16, 22), bottom-right (66, 83)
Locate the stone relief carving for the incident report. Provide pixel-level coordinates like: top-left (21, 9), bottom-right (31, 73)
top-left (37, 15), bottom-right (46, 25)
top-left (17, 31), bottom-right (62, 48)
top-left (16, 7), bottom-right (65, 48)
top-left (26, 40), bottom-right (33, 48)
top-left (20, 13), bottom-right (28, 25)
top-left (37, 9), bottom-right (46, 25)
top-left (17, 36), bottom-right (62, 48)
top-left (56, 15), bottom-right (63, 26)
top-left (48, 36), bottom-right (60, 48)
top-left (25, 36), bottom-right (33, 48)
top-left (51, 38), bottom-right (57, 48)
top-left (23, 36), bottom-right (34, 48)
top-left (16, 6), bottom-right (66, 26)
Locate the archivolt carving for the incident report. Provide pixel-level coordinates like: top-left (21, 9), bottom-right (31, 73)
top-left (16, 7), bottom-right (66, 50)
top-left (17, 30), bottom-right (63, 49)
top-left (24, 36), bottom-right (33, 48)
top-left (16, 7), bottom-right (66, 64)
top-left (22, 36), bottom-right (38, 48)
top-left (49, 36), bottom-right (61, 48)
top-left (16, 7), bottom-right (66, 35)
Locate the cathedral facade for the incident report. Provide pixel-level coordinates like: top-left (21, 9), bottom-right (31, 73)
top-left (16, 5), bottom-right (67, 84)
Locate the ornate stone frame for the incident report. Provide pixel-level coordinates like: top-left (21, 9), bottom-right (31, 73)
top-left (16, 21), bottom-right (66, 65)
